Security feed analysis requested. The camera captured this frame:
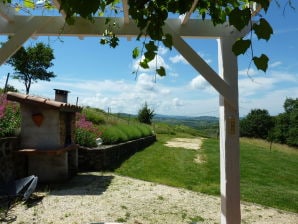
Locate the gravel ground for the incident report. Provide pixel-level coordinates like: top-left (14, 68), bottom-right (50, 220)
top-left (3, 172), bottom-right (297, 224)
top-left (2, 138), bottom-right (297, 224)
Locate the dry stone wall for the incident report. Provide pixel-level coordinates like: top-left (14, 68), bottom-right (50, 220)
top-left (78, 135), bottom-right (156, 171)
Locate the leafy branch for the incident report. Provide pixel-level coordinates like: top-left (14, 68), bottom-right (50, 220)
top-left (2, 0), bottom-right (280, 74)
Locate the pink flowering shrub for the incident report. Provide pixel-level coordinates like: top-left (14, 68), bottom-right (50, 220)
top-left (0, 94), bottom-right (21, 137)
top-left (75, 113), bottom-right (102, 147)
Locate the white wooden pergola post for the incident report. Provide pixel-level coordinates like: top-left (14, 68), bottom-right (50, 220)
top-left (0, 2), bottom-right (258, 222)
top-left (218, 37), bottom-right (241, 224)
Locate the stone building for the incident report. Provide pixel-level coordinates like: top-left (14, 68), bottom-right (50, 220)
top-left (7, 90), bottom-right (82, 182)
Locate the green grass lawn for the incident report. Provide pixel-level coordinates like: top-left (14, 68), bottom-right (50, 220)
top-left (115, 134), bottom-right (298, 213)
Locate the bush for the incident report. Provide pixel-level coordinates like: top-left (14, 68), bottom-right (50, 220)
top-left (75, 113), bottom-right (102, 147)
top-left (137, 102), bottom-right (154, 124)
top-left (0, 94), bottom-right (21, 137)
top-left (83, 107), bottom-right (105, 125)
top-left (100, 126), bottom-right (129, 144)
top-left (101, 123), bottom-right (153, 145)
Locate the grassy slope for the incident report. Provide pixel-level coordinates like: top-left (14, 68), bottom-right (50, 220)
top-left (116, 134), bottom-right (298, 213)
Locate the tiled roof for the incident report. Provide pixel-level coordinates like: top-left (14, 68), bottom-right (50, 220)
top-left (6, 91), bottom-right (82, 113)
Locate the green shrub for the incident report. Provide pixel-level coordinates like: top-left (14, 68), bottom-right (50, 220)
top-left (136, 124), bottom-right (153, 136)
top-left (75, 113), bottom-right (102, 147)
top-left (101, 126), bottom-right (129, 144)
top-left (0, 94), bottom-right (21, 137)
top-left (101, 123), bottom-right (153, 145)
top-left (75, 128), bottom-right (98, 147)
top-left (83, 108), bottom-right (105, 125)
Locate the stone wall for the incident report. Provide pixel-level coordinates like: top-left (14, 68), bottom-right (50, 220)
top-left (0, 135), bottom-right (156, 183)
top-left (20, 104), bottom-right (61, 149)
top-left (78, 135), bottom-right (156, 171)
top-left (0, 137), bottom-right (26, 184)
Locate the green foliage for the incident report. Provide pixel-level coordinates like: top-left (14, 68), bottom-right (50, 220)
top-left (0, 94), bottom-right (21, 137)
top-left (116, 134), bottom-right (298, 212)
top-left (271, 98), bottom-right (298, 147)
top-left (75, 113), bottom-right (102, 147)
top-left (82, 107), bottom-right (105, 125)
top-left (101, 123), bottom-right (153, 145)
top-left (75, 128), bottom-right (98, 147)
top-left (0, 84), bottom-right (18, 93)
top-left (47, 0), bottom-right (279, 74)
top-left (137, 102), bottom-right (154, 125)
top-left (240, 109), bottom-right (274, 139)
top-left (232, 38), bottom-right (251, 55)
top-left (7, 42), bottom-right (55, 94)
top-left (252, 54), bottom-right (269, 72)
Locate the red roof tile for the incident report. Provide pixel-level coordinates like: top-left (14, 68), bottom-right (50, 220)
top-left (6, 91), bottom-right (82, 113)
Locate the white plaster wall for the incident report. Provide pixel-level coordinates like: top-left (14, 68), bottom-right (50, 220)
top-left (20, 104), bottom-right (61, 150)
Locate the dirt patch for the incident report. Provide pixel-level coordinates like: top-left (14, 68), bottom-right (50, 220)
top-left (164, 138), bottom-right (204, 150)
top-left (4, 173), bottom-right (297, 224)
top-left (165, 137), bottom-right (206, 163)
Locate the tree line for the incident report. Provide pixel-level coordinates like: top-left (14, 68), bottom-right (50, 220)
top-left (240, 98), bottom-right (298, 147)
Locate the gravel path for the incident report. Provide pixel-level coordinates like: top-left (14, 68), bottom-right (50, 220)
top-left (3, 172), bottom-right (298, 224)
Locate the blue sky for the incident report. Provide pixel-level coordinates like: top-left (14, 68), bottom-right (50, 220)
top-left (0, 1), bottom-right (298, 117)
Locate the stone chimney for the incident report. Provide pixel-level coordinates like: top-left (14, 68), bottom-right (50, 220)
top-left (54, 89), bottom-right (69, 103)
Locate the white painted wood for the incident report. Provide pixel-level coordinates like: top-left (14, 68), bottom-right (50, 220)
top-left (180, 0), bottom-right (199, 25)
top-left (52, 0), bottom-right (66, 18)
top-left (164, 23), bottom-right (236, 106)
top-left (0, 16), bottom-right (52, 65)
top-left (122, 0), bottom-right (129, 24)
top-left (0, 2), bottom-right (15, 22)
top-left (0, 4), bottom-right (249, 223)
top-left (217, 37), bottom-right (241, 224)
top-left (0, 16), bottom-right (241, 38)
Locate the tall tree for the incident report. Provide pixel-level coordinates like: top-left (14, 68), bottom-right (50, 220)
top-left (272, 98), bottom-right (298, 146)
top-left (7, 42), bottom-right (55, 94)
top-left (138, 102), bottom-right (155, 125)
top-left (240, 109), bottom-right (274, 139)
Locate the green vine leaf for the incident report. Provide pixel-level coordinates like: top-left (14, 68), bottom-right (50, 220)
top-left (24, 0), bottom-right (34, 8)
top-left (140, 59), bottom-right (149, 69)
top-left (162, 34), bottom-right (173, 50)
top-left (255, 0), bottom-right (270, 12)
top-left (232, 39), bottom-right (251, 56)
top-left (144, 51), bottom-right (156, 61)
top-left (253, 18), bottom-right (273, 41)
top-left (229, 7), bottom-right (251, 31)
top-left (253, 54), bottom-right (269, 72)
top-left (145, 41), bottom-right (158, 52)
top-left (132, 47), bottom-right (140, 59)
top-left (156, 66), bottom-right (166, 76)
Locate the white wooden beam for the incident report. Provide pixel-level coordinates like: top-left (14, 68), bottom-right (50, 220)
top-left (122, 0), bottom-right (129, 24)
top-left (217, 37), bottom-right (241, 224)
top-left (0, 16), bottom-right (243, 39)
top-left (0, 16), bottom-right (52, 65)
top-left (164, 22), bottom-right (236, 106)
top-left (180, 0), bottom-right (198, 25)
top-left (52, 0), bottom-right (66, 18)
top-left (0, 2), bottom-right (15, 22)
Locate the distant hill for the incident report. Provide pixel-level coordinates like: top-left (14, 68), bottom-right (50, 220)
top-left (115, 112), bottom-right (219, 137)
top-left (153, 114), bottom-right (219, 133)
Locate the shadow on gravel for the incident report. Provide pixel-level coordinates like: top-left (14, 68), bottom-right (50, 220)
top-left (44, 173), bottom-right (114, 196)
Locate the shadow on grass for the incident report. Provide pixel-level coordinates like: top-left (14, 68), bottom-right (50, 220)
top-left (42, 173), bottom-right (114, 196)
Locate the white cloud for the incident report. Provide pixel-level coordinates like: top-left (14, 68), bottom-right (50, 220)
top-left (270, 61), bottom-right (282, 68)
top-left (189, 75), bottom-right (208, 90)
top-left (239, 69), bottom-right (298, 97)
top-left (240, 87), bottom-right (298, 116)
top-left (132, 54), bottom-right (170, 73)
top-left (158, 46), bottom-right (168, 55)
top-left (172, 97), bottom-right (184, 107)
top-left (169, 54), bottom-right (188, 64)
top-left (238, 68), bottom-right (258, 76)
top-left (170, 52), bottom-right (212, 65)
